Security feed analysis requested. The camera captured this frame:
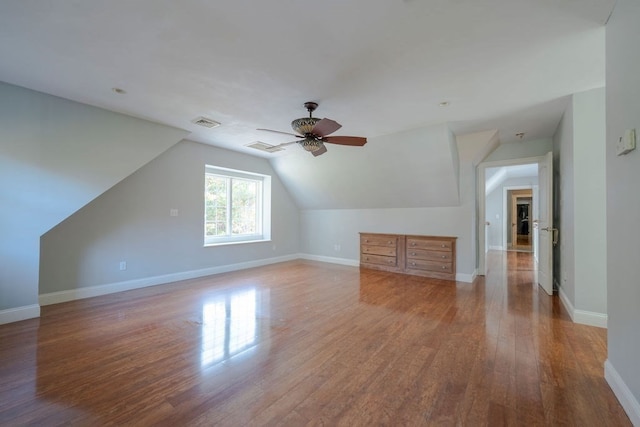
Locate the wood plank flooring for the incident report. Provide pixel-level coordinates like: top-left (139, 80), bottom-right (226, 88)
top-left (0, 251), bottom-right (631, 426)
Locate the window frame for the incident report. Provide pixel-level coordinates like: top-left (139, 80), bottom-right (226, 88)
top-left (204, 165), bottom-right (271, 246)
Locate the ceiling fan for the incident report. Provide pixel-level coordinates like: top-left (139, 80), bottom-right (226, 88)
top-left (257, 102), bottom-right (367, 157)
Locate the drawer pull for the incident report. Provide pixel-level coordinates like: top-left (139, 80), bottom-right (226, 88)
top-left (389, 260), bottom-right (394, 264)
top-left (411, 242), bottom-right (415, 246)
top-left (365, 239), bottom-right (369, 243)
top-left (411, 262), bottom-right (416, 266)
top-left (442, 255), bottom-right (446, 258)
top-left (411, 252), bottom-right (416, 256)
top-left (441, 244), bottom-right (446, 248)
top-left (388, 240), bottom-right (392, 244)
top-left (365, 257), bottom-right (369, 260)
top-left (442, 265), bottom-right (447, 269)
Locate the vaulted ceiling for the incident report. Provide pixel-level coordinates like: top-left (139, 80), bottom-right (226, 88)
top-left (0, 0), bottom-right (613, 159)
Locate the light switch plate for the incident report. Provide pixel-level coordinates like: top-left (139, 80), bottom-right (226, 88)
top-left (616, 128), bottom-right (636, 156)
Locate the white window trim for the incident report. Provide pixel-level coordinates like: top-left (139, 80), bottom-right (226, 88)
top-left (204, 165), bottom-right (271, 247)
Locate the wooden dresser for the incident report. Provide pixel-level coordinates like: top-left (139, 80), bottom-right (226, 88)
top-left (360, 233), bottom-right (457, 281)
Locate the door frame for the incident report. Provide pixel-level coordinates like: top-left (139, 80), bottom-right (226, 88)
top-left (477, 155), bottom-right (545, 275)
top-left (508, 188), bottom-right (533, 251)
top-left (503, 187), bottom-right (533, 251)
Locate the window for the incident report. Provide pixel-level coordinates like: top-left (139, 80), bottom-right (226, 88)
top-left (204, 166), bottom-right (271, 245)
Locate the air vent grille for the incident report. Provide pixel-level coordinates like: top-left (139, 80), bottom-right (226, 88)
top-left (191, 116), bottom-right (221, 128)
top-left (245, 141), bottom-right (284, 153)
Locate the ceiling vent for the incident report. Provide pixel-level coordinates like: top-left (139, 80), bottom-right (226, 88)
top-left (191, 116), bottom-right (221, 128)
top-left (245, 141), bottom-right (284, 153)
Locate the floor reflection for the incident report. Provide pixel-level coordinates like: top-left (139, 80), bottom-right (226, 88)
top-left (201, 287), bottom-right (261, 367)
top-left (357, 272), bottom-right (461, 320)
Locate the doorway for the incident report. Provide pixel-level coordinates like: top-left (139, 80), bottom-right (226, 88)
top-left (508, 189), bottom-right (533, 252)
top-left (478, 157), bottom-right (541, 275)
top-left (478, 153), bottom-right (554, 296)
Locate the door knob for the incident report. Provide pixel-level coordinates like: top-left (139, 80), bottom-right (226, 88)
top-left (541, 227), bottom-right (559, 246)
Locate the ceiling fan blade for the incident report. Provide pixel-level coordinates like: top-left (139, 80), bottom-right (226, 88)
top-left (311, 144), bottom-right (328, 157)
top-left (257, 128), bottom-right (303, 138)
top-left (312, 118), bottom-right (342, 137)
top-left (323, 136), bottom-right (367, 146)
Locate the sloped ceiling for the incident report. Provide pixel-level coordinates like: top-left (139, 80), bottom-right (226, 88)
top-left (0, 0), bottom-right (613, 153)
top-left (272, 124), bottom-right (460, 209)
top-left (0, 1), bottom-right (613, 210)
top-left (485, 164), bottom-right (539, 195)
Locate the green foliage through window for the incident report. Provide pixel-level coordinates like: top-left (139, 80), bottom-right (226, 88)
top-left (204, 169), bottom-right (265, 244)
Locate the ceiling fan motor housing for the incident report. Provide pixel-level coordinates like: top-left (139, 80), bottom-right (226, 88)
top-left (257, 101), bottom-right (365, 156)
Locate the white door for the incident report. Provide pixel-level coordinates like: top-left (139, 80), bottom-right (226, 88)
top-left (532, 184), bottom-right (539, 270)
top-left (536, 151), bottom-right (553, 295)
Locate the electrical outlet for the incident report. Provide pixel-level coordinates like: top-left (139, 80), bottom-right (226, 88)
top-left (334, 244), bottom-right (341, 252)
top-left (170, 209), bottom-right (179, 217)
top-left (119, 261), bottom-right (127, 271)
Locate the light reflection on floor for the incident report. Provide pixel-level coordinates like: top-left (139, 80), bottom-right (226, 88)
top-left (200, 287), bottom-right (259, 367)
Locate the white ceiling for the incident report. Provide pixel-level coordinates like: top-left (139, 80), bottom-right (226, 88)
top-left (0, 0), bottom-right (613, 158)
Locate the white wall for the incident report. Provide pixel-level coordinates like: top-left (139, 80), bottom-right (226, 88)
top-left (605, 0), bottom-right (640, 422)
top-left (301, 206), bottom-right (473, 278)
top-left (0, 82), bottom-right (188, 322)
top-left (39, 140), bottom-right (300, 296)
top-left (552, 88), bottom-right (607, 325)
top-left (573, 88), bottom-right (607, 315)
top-left (299, 130), bottom-right (496, 282)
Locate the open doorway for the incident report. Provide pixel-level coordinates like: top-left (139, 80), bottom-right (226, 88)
top-left (478, 153), bottom-right (554, 296)
top-left (478, 158), bottom-right (540, 275)
top-left (508, 189), bottom-right (533, 252)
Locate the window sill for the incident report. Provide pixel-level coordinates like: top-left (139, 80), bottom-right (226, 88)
top-left (204, 238), bottom-right (271, 248)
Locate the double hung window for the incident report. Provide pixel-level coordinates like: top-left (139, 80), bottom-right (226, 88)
top-left (204, 166), bottom-right (271, 245)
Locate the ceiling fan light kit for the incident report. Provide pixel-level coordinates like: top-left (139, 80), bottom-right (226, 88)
top-left (300, 138), bottom-right (324, 152)
top-left (257, 101), bottom-right (367, 157)
top-left (291, 117), bottom-right (320, 135)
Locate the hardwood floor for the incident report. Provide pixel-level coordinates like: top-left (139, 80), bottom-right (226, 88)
top-left (0, 252), bottom-right (631, 426)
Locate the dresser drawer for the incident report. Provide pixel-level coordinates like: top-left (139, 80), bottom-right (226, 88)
top-left (362, 245), bottom-right (397, 257)
top-left (361, 254), bottom-right (397, 267)
top-left (406, 238), bottom-right (453, 252)
top-left (360, 233), bottom-right (456, 281)
top-left (405, 259), bottom-right (453, 273)
top-left (360, 235), bottom-right (398, 248)
top-left (406, 248), bottom-right (452, 261)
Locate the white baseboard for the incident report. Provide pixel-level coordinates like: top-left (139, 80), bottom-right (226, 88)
top-left (39, 254), bottom-right (299, 306)
top-left (605, 359), bottom-right (640, 426)
top-left (298, 253), bottom-right (359, 267)
top-left (558, 286), bottom-right (608, 328)
top-left (301, 253), bottom-right (477, 283)
top-left (0, 304), bottom-right (40, 325)
top-left (574, 310), bottom-right (608, 328)
top-left (456, 269), bottom-right (477, 283)
top-left (488, 245), bottom-right (504, 251)
top-left (37, 252), bottom-right (475, 310)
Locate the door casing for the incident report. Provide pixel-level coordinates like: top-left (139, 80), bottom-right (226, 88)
top-left (477, 155), bottom-right (548, 276)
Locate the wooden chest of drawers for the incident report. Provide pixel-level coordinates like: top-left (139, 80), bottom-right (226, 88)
top-left (405, 235), bottom-right (456, 280)
top-left (360, 233), bottom-right (404, 273)
top-left (360, 233), bottom-right (456, 281)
